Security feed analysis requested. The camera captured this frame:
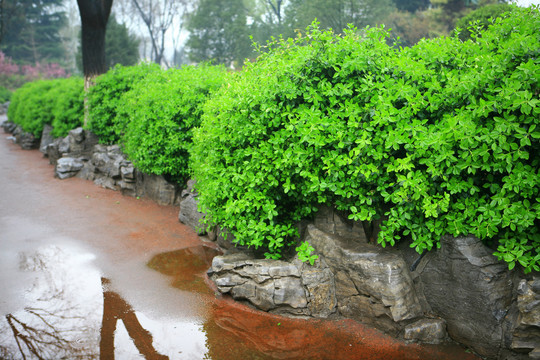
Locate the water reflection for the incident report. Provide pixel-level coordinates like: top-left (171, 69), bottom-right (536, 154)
top-left (100, 278), bottom-right (167, 360)
top-left (0, 245), bottom-right (101, 359)
top-left (0, 243), bottom-right (208, 360)
top-left (0, 241), bottom-right (478, 360)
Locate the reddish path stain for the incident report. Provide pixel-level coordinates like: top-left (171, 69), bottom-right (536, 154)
top-left (0, 131), bottom-right (480, 360)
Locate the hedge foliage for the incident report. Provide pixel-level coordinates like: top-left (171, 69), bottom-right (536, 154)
top-left (0, 86), bottom-right (11, 103)
top-left (192, 6), bottom-right (540, 272)
top-left (87, 62), bottom-right (161, 145)
top-left (7, 77), bottom-right (84, 137)
top-left (119, 64), bottom-right (228, 182)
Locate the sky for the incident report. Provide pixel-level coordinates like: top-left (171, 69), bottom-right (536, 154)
top-left (514, 0), bottom-right (540, 6)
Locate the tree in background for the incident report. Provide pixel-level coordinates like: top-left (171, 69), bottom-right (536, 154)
top-left (385, 10), bottom-right (431, 46)
top-left (455, 2), bottom-right (512, 40)
top-left (247, 0), bottom-right (287, 44)
top-left (186, 0), bottom-right (250, 68)
top-left (76, 14), bottom-right (140, 72)
top-left (77, 0), bottom-right (113, 126)
top-left (130, 0), bottom-right (186, 66)
top-left (284, 0), bottom-right (395, 36)
top-left (392, 0), bottom-right (430, 13)
top-left (104, 14), bottom-right (139, 68)
top-left (0, 0), bottom-right (66, 64)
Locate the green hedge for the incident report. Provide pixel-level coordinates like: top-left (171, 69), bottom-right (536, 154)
top-left (7, 78), bottom-right (84, 137)
top-left (191, 6), bottom-right (540, 271)
top-left (87, 62), bottom-right (161, 145)
top-left (120, 64), bottom-right (228, 183)
top-left (0, 86), bottom-right (11, 103)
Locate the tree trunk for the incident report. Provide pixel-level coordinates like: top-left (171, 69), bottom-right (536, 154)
top-left (77, 0), bottom-right (113, 126)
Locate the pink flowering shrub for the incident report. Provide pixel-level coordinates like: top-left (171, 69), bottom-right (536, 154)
top-left (0, 51), bottom-right (68, 90)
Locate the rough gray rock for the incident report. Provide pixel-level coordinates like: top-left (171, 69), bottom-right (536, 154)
top-left (512, 278), bottom-right (540, 358)
top-left (55, 157), bottom-right (85, 179)
top-left (15, 128), bottom-right (39, 150)
top-left (305, 224), bottom-right (423, 323)
top-left (1, 120), bottom-right (17, 134)
top-left (404, 318), bottom-right (447, 344)
top-left (419, 235), bottom-right (514, 358)
top-left (178, 182), bottom-right (207, 235)
top-left (314, 206), bottom-right (368, 242)
top-left (92, 145), bottom-right (123, 178)
top-left (141, 173), bottom-right (178, 206)
top-left (46, 128), bottom-right (97, 165)
top-left (39, 124), bottom-right (55, 155)
top-left (94, 176), bottom-right (118, 191)
top-left (76, 161), bottom-right (96, 181)
top-left (209, 253), bottom-right (336, 318)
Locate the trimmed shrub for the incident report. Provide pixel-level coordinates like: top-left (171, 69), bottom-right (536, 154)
top-left (8, 80), bottom-right (57, 136)
top-left (7, 78), bottom-right (84, 138)
top-left (49, 77), bottom-right (84, 137)
top-left (191, 6), bottom-right (540, 272)
top-left (87, 62), bottom-right (161, 145)
top-left (120, 64), bottom-right (228, 183)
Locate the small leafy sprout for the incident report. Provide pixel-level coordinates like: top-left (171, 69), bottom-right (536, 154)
top-left (296, 241), bottom-right (319, 265)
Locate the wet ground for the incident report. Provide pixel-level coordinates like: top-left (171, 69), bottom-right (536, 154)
top-left (0, 121), bottom-right (480, 360)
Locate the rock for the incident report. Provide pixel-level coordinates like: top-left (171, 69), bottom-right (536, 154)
top-left (120, 164), bottom-right (135, 181)
top-left (216, 227), bottom-right (236, 249)
top-left (305, 224), bottom-right (423, 323)
top-left (76, 161), bottom-right (96, 181)
top-left (141, 173), bottom-right (178, 206)
top-left (46, 128), bottom-right (98, 166)
top-left (92, 149), bottom-right (122, 178)
top-left (178, 187), bottom-right (207, 235)
top-left (314, 206), bottom-right (368, 242)
top-left (274, 277), bottom-right (307, 308)
top-left (209, 253), bottom-right (333, 318)
top-left (65, 127), bottom-right (99, 158)
top-left (300, 258), bottom-right (337, 318)
top-left (419, 235), bottom-right (514, 358)
top-left (16, 129), bottom-right (39, 150)
top-left (404, 318), bottom-right (447, 344)
top-left (511, 278), bottom-right (540, 357)
top-left (517, 279), bottom-right (540, 327)
top-left (2, 120), bottom-right (17, 134)
top-left (55, 157), bottom-right (85, 179)
top-left (39, 124), bottom-right (55, 155)
top-left (94, 176), bottom-right (118, 191)
top-left (46, 138), bottom-right (62, 165)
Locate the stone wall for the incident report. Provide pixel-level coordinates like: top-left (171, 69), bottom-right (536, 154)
top-left (179, 190), bottom-right (540, 359)
top-left (2, 123), bottom-right (181, 206)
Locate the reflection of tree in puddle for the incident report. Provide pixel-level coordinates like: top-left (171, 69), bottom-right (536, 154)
top-left (100, 278), bottom-right (168, 360)
top-left (0, 245), bottom-right (101, 359)
top-left (0, 245), bottom-right (171, 360)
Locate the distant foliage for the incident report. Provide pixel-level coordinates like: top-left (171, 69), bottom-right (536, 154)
top-left (0, 86), bottom-right (12, 103)
top-left (192, 7), bottom-right (540, 271)
top-left (455, 3), bottom-right (512, 40)
top-left (0, 51), bottom-right (68, 90)
top-left (86, 63), bottom-right (161, 144)
top-left (120, 64), bottom-right (228, 182)
top-left (7, 78), bottom-right (83, 137)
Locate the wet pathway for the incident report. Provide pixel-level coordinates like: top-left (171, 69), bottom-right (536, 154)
top-left (0, 122), bottom-right (479, 360)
